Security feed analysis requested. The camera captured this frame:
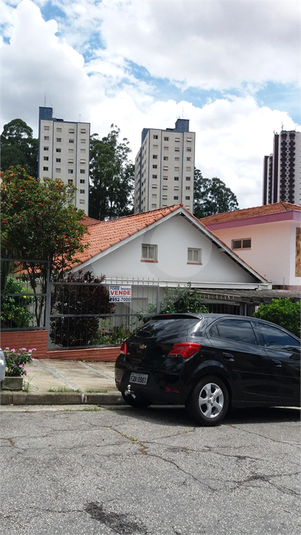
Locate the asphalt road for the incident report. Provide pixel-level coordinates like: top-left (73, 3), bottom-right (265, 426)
top-left (1, 404), bottom-right (300, 535)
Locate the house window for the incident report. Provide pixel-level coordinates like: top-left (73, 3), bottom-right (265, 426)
top-left (163, 156), bottom-right (168, 161)
top-left (44, 125), bottom-right (50, 131)
top-left (187, 137), bottom-right (192, 142)
top-left (174, 186), bottom-right (179, 191)
top-left (56, 138), bottom-right (61, 142)
top-left (43, 166), bottom-right (48, 171)
top-left (152, 174), bottom-right (157, 178)
top-left (80, 179), bottom-right (85, 184)
top-left (174, 196), bottom-right (179, 200)
top-left (44, 136), bottom-right (49, 141)
top-left (80, 169), bottom-right (86, 174)
top-left (80, 128), bottom-right (86, 134)
top-left (142, 244), bottom-right (158, 262)
top-left (152, 184), bottom-right (157, 189)
top-left (174, 177), bottom-right (179, 181)
top-left (164, 136), bottom-right (169, 141)
top-left (56, 158), bottom-right (61, 163)
top-left (80, 189), bottom-right (85, 194)
top-left (153, 155), bottom-right (158, 159)
top-left (163, 166), bottom-right (168, 170)
top-left (187, 147), bottom-right (192, 152)
top-left (162, 194), bottom-right (168, 200)
top-left (188, 248), bottom-right (202, 264)
top-left (69, 139), bottom-right (74, 143)
top-left (186, 176), bottom-right (191, 181)
top-left (232, 238), bottom-right (252, 250)
top-left (43, 156), bottom-right (49, 161)
top-left (163, 176), bottom-right (168, 180)
top-left (69, 128), bottom-right (75, 133)
top-left (175, 147), bottom-right (180, 152)
top-left (56, 148), bottom-right (61, 153)
top-left (68, 159), bottom-right (74, 164)
top-left (152, 164), bottom-right (157, 169)
top-left (68, 169), bottom-right (74, 174)
top-left (80, 159), bottom-right (86, 164)
top-left (44, 146), bottom-right (49, 151)
top-left (175, 137), bottom-right (180, 142)
top-left (163, 185), bottom-right (168, 190)
top-left (153, 134), bottom-right (158, 139)
top-left (186, 186), bottom-right (190, 190)
top-left (185, 196), bottom-right (190, 200)
top-left (186, 157), bottom-right (191, 161)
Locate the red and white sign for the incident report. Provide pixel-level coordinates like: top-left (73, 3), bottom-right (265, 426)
top-left (109, 285), bottom-right (131, 302)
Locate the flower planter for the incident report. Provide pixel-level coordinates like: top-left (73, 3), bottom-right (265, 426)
top-left (3, 376), bottom-right (24, 391)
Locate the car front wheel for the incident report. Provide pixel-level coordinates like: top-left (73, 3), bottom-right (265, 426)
top-left (186, 376), bottom-right (229, 426)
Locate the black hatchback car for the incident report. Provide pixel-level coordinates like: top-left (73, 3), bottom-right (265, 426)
top-left (115, 314), bottom-right (300, 426)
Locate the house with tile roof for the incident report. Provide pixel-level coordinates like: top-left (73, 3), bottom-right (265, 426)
top-left (200, 202), bottom-right (301, 289)
top-left (72, 205), bottom-right (271, 315)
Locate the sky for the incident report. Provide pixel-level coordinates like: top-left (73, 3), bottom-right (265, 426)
top-left (1, 0), bottom-right (300, 208)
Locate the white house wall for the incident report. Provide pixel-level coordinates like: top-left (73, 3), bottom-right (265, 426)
top-left (211, 220), bottom-right (300, 286)
top-left (87, 214), bottom-right (260, 284)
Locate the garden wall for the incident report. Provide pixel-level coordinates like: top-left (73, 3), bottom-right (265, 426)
top-left (0, 331), bottom-right (120, 362)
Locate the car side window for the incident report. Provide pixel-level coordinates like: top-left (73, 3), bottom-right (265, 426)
top-left (209, 319), bottom-right (258, 345)
top-left (258, 324), bottom-right (300, 348)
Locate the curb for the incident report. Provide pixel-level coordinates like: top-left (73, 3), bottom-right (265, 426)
top-left (0, 392), bottom-right (124, 406)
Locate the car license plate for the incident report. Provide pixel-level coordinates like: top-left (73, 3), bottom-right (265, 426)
top-left (129, 372), bottom-right (148, 385)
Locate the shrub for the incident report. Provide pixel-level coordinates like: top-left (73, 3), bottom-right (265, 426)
top-left (1, 277), bottom-right (33, 328)
top-left (160, 284), bottom-right (209, 314)
top-left (4, 347), bottom-right (36, 377)
top-left (253, 298), bottom-right (300, 337)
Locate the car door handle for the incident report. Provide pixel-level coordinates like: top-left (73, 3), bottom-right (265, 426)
top-left (272, 359), bottom-right (282, 368)
top-left (223, 352), bottom-right (234, 361)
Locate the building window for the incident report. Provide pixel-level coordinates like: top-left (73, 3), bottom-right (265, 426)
top-left (69, 139), bottom-right (74, 143)
top-left (174, 176), bottom-right (179, 181)
top-left (80, 149), bottom-right (86, 153)
top-left (153, 155), bottom-right (158, 159)
top-left (56, 148), bottom-right (61, 153)
top-left (43, 166), bottom-right (48, 171)
top-left (187, 137), bottom-right (192, 142)
top-left (80, 179), bottom-right (85, 184)
top-left (174, 186), bottom-right (179, 191)
top-left (186, 176), bottom-right (191, 180)
top-left (163, 176), bottom-right (168, 180)
top-left (186, 157), bottom-right (191, 161)
top-left (44, 125), bottom-right (50, 130)
top-left (164, 146), bottom-right (169, 151)
top-left (163, 166), bottom-right (168, 170)
top-left (186, 186), bottom-right (190, 190)
top-left (152, 174), bottom-right (157, 178)
top-left (55, 168), bottom-right (61, 172)
top-left (174, 196), bottom-right (179, 200)
top-left (68, 148), bottom-right (74, 153)
top-left (80, 189), bottom-right (85, 194)
top-left (81, 139), bottom-right (86, 144)
top-left (68, 159), bottom-right (74, 164)
top-left (185, 196), bottom-right (190, 200)
top-left (68, 169), bottom-right (74, 174)
top-left (153, 134), bottom-right (158, 139)
top-left (188, 248), bottom-right (202, 264)
top-left (80, 169), bottom-right (86, 174)
top-left (163, 156), bottom-right (168, 161)
top-left (232, 238), bottom-right (252, 250)
top-left (142, 244), bottom-right (158, 262)
top-left (152, 193), bottom-right (157, 198)
top-left (80, 199), bottom-right (85, 204)
top-left (69, 128), bottom-right (75, 133)
top-left (164, 136), bottom-right (169, 141)
top-left (44, 146), bottom-right (49, 151)
top-left (174, 166), bottom-right (179, 171)
top-left (163, 185), bottom-right (168, 190)
top-left (56, 158), bottom-right (61, 163)
top-left (175, 137), bottom-right (180, 142)
top-left (68, 179), bottom-right (73, 185)
top-left (175, 157), bottom-right (180, 161)
top-left (43, 156), bottom-right (49, 161)
top-left (56, 128), bottom-right (62, 132)
top-left (187, 147), bottom-right (192, 152)
top-left (152, 184), bottom-right (157, 189)
top-left (80, 159), bottom-right (86, 164)
top-left (152, 204), bottom-right (157, 209)
top-left (44, 136), bottom-right (49, 141)
top-left (153, 144), bottom-right (158, 149)
top-left (186, 166), bottom-right (191, 171)
top-left (175, 147), bottom-right (180, 152)
top-left (56, 138), bottom-right (61, 142)
top-left (162, 194), bottom-right (168, 200)
top-left (152, 164), bottom-right (157, 169)
top-left (80, 128), bottom-right (86, 133)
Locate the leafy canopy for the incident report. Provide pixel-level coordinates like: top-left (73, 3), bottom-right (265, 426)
top-left (160, 284), bottom-right (209, 314)
top-left (1, 119), bottom-right (38, 177)
top-left (89, 125), bottom-right (134, 220)
top-left (193, 168), bottom-right (239, 218)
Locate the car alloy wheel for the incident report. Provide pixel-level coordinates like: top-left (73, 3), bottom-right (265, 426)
top-left (186, 375), bottom-right (229, 426)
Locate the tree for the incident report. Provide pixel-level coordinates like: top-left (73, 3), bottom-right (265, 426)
top-left (1, 166), bottom-right (89, 325)
top-left (89, 125), bottom-right (135, 220)
top-left (193, 168), bottom-right (239, 218)
top-left (253, 298), bottom-right (300, 337)
top-left (1, 119), bottom-right (38, 177)
top-left (50, 271), bottom-right (115, 347)
top-left (160, 284), bottom-right (209, 314)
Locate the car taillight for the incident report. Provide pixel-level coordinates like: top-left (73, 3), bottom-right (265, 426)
top-left (168, 343), bottom-right (201, 359)
top-left (120, 341), bottom-right (127, 355)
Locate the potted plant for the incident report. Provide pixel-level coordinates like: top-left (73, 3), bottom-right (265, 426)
top-left (3, 347), bottom-right (36, 390)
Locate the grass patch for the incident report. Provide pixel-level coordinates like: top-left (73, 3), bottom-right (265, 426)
top-left (48, 387), bottom-right (82, 393)
top-left (85, 389), bottom-right (108, 393)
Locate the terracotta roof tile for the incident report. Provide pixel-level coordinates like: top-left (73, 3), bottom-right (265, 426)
top-left (75, 204), bottom-right (183, 266)
top-left (200, 202), bottom-right (301, 225)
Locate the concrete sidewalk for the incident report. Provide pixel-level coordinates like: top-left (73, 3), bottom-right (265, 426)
top-left (1, 358), bottom-right (123, 406)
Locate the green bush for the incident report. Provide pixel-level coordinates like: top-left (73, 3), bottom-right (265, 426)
top-left (1, 277), bottom-right (33, 328)
top-left (160, 284), bottom-right (209, 314)
top-left (253, 298), bottom-right (300, 337)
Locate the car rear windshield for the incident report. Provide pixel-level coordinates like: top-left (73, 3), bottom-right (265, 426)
top-left (136, 316), bottom-right (202, 338)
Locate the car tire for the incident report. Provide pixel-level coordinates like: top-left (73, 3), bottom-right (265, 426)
top-left (185, 376), bottom-right (229, 426)
top-left (122, 392), bottom-right (151, 408)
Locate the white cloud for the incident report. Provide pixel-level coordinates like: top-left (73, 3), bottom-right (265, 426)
top-left (0, 0), bottom-right (300, 210)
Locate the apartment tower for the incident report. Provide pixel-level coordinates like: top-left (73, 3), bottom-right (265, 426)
top-left (134, 119), bottom-right (195, 213)
top-left (38, 107), bottom-right (90, 213)
top-left (263, 130), bottom-right (301, 205)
